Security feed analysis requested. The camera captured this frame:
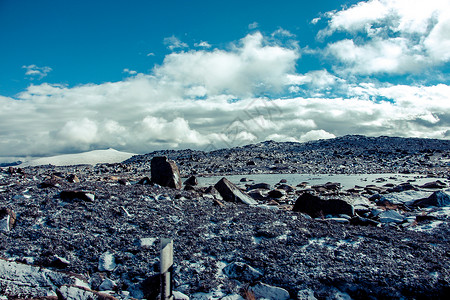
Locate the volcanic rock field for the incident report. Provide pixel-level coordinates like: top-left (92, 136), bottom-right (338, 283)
top-left (1, 135), bottom-right (450, 299)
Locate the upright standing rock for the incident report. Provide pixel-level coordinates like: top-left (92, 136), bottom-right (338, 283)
top-left (151, 156), bottom-right (182, 189)
top-left (0, 208), bottom-right (16, 232)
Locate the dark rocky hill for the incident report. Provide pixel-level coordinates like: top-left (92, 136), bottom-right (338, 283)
top-left (125, 135), bottom-right (450, 176)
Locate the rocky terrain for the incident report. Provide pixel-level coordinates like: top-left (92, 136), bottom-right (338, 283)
top-left (1, 135), bottom-right (450, 299)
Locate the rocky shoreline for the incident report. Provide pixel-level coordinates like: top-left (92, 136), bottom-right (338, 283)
top-left (1, 135), bottom-right (449, 299)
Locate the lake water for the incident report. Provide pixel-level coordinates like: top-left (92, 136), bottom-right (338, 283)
top-left (195, 173), bottom-right (448, 190)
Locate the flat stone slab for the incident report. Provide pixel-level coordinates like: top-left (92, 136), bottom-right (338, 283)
top-left (0, 258), bottom-right (89, 298)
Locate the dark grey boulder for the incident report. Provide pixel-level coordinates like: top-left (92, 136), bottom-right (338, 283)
top-left (151, 156), bottom-right (182, 189)
top-left (268, 189), bottom-right (285, 199)
top-left (420, 180), bottom-right (447, 189)
top-left (413, 191), bottom-right (450, 208)
top-left (214, 178), bottom-right (257, 205)
top-left (248, 183), bottom-right (271, 190)
top-left (293, 193), bottom-right (354, 218)
top-left (60, 191), bottom-right (95, 202)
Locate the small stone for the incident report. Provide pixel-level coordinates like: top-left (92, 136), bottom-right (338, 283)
top-left (378, 210), bottom-right (405, 223)
top-left (60, 191), bottom-right (95, 202)
top-left (223, 262), bottom-right (262, 282)
top-left (139, 237), bottom-right (158, 249)
top-left (98, 251), bottom-right (116, 272)
top-left (138, 176), bottom-right (151, 185)
top-left (99, 278), bottom-right (117, 291)
top-left (249, 282), bottom-right (289, 300)
top-left (248, 183), bottom-right (271, 190)
top-left (184, 175), bottom-right (198, 186)
top-left (0, 208), bottom-right (16, 232)
top-left (66, 174), bottom-right (80, 183)
top-left (297, 288), bottom-right (317, 300)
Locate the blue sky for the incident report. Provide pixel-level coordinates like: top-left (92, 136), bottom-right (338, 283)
top-left (1, 0), bottom-right (449, 159)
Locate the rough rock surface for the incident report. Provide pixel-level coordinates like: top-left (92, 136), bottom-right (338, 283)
top-left (151, 156), bottom-right (182, 189)
top-left (214, 177), bottom-right (257, 205)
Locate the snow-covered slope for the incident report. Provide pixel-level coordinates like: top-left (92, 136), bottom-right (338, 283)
top-left (20, 148), bottom-right (136, 167)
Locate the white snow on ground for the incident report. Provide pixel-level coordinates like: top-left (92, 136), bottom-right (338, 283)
top-left (19, 148), bottom-right (136, 167)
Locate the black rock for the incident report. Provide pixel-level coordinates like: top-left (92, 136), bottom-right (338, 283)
top-left (183, 175), bottom-right (198, 186)
top-left (151, 156), bottom-right (182, 189)
top-left (293, 193), bottom-right (354, 218)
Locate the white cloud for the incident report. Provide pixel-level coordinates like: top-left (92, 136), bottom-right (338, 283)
top-left (123, 68), bottom-right (137, 75)
top-left (299, 130), bottom-right (336, 142)
top-left (321, 0), bottom-right (450, 74)
top-left (155, 32), bottom-right (299, 96)
top-left (248, 22), bottom-right (259, 30)
top-left (194, 41), bottom-right (211, 48)
top-left (163, 36), bottom-right (189, 51)
top-left (22, 65), bottom-right (52, 79)
top-left (1, 31), bottom-right (449, 158)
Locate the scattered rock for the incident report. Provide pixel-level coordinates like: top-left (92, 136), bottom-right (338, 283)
top-left (66, 174), bottom-right (80, 183)
top-left (267, 189), bottom-right (285, 199)
top-left (413, 191), bottom-right (450, 208)
top-left (151, 156), bottom-right (182, 189)
top-left (138, 176), bottom-right (152, 185)
top-left (297, 288), bottom-right (317, 300)
top-left (420, 180), bottom-right (447, 189)
top-left (98, 251), bottom-right (116, 272)
top-left (57, 285), bottom-right (118, 300)
top-left (184, 175), bottom-right (198, 186)
top-left (293, 193), bottom-right (354, 218)
top-left (248, 282), bottom-right (290, 300)
top-left (0, 207), bottom-right (16, 231)
top-left (248, 183), bottom-right (271, 190)
top-left (0, 258), bottom-right (89, 298)
top-left (223, 262), bottom-right (262, 282)
top-left (60, 191), bottom-right (95, 202)
top-left (214, 178), bottom-right (257, 205)
top-left (378, 210), bottom-right (405, 223)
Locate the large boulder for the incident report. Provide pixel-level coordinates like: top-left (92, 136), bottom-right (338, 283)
top-left (413, 191), bottom-right (450, 208)
top-left (214, 177), bottom-right (257, 205)
top-left (151, 156), bottom-right (182, 189)
top-left (293, 193), bottom-right (354, 218)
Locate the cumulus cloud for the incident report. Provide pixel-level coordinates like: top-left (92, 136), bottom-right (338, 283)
top-left (22, 65), bottom-right (52, 79)
top-left (321, 0), bottom-right (450, 74)
top-left (155, 32), bottom-right (299, 97)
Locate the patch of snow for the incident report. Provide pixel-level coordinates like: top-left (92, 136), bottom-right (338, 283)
top-left (20, 148), bottom-right (136, 167)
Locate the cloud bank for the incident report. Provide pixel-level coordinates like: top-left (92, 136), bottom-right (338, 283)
top-left (1, 1), bottom-right (450, 158)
